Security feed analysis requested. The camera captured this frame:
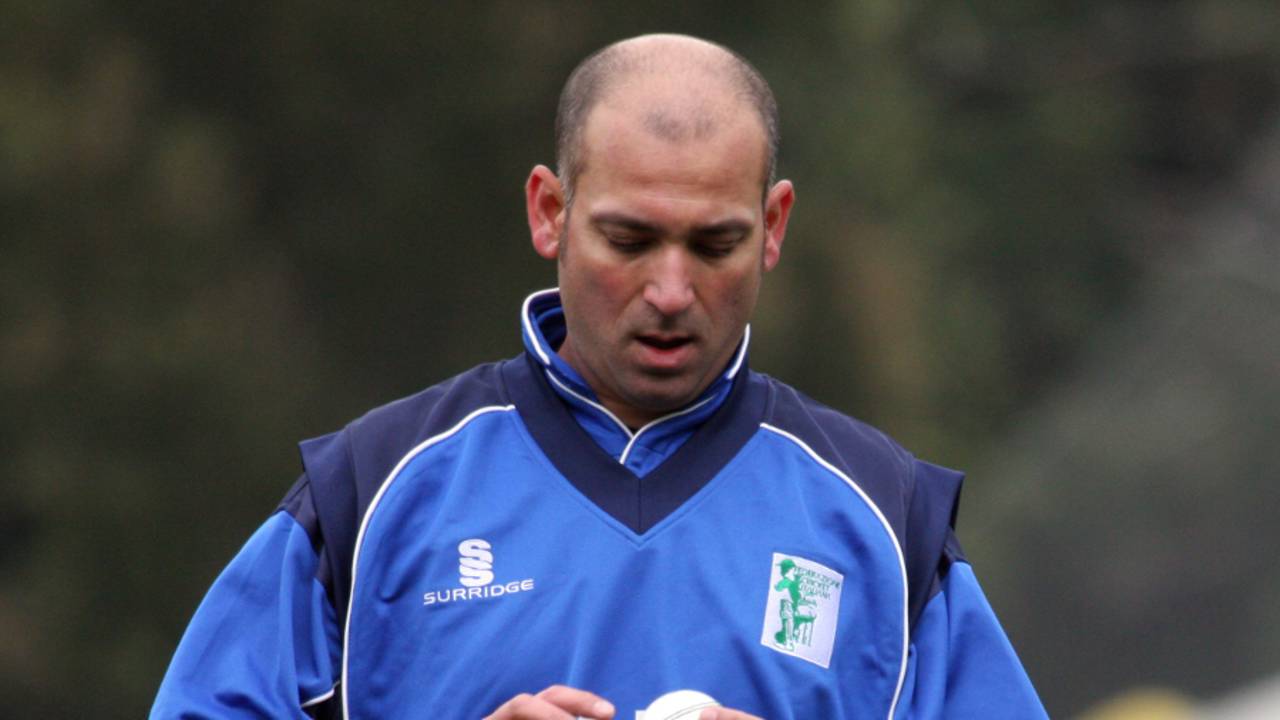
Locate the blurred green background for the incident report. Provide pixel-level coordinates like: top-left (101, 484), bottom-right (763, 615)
top-left (3, 1), bottom-right (1278, 717)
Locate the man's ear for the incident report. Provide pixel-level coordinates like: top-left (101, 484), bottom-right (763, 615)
top-left (762, 179), bottom-right (795, 271)
top-left (526, 165), bottom-right (566, 260)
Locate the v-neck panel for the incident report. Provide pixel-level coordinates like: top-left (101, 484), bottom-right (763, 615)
top-left (502, 352), bottom-right (770, 535)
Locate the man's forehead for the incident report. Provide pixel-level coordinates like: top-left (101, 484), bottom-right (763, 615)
top-left (599, 69), bottom-right (745, 130)
top-left (584, 111), bottom-right (761, 178)
top-left (641, 107), bottom-right (720, 144)
top-left (584, 78), bottom-right (766, 153)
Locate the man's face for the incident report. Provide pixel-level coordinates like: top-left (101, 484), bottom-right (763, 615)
top-left (536, 99), bottom-right (792, 427)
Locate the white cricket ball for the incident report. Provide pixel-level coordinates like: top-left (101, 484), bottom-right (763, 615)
top-left (641, 689), bottom-right (720, 720)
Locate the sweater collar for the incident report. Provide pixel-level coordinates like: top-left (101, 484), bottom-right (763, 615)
top-left (519, 287), bottom-right (748, 435)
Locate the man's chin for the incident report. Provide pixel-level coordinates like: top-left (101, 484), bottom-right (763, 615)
top-left (624, 381), bottom-right (706, 419)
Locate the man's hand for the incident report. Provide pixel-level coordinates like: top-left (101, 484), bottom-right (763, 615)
top-left (483, 686), bottom-right (763, 720)
top-left (699, 709), bottom-right (764, 720)
top-left (485, 685), bottom-right (615, 719)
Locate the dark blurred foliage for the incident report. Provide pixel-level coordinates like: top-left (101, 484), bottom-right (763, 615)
top-left (968, 132), bottom-right (1280, 713)
top-left (2, 1), bottom-right (1277, 716)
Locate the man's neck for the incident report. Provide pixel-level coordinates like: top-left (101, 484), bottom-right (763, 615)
top-left (555, 341), bottom-right (681, 430)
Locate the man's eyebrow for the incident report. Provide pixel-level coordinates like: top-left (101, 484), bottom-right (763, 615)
top-left (589, 212), bottom-right (752, 237)
top-left (691, 220), bottom-right (753, 237)
top-left (589, 213), bottom-right (663, 233)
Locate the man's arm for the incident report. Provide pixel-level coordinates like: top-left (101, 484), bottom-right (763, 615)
top-left (895, 538), bottom-right (1047, 719)
top-left (150, 508), bottom-right (340, 718)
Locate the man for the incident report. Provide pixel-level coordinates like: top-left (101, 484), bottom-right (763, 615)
top-left (152, 34), bottom-right (1046, 719)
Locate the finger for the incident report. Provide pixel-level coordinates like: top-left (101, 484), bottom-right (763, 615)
top-left (700, 708), bottom-right (764, 720)
top-left (537, 685), bottom-right (616, 719)
top-left (485, 692), bottom-right (576, 720)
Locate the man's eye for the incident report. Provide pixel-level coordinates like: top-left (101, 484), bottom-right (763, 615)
top-left (608, 236), bottom-right (649, 252)
top-left (696, 242), bottom-right (737, 258)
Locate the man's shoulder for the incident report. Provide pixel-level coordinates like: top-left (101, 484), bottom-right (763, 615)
top-left (297, 358), bottom-right (517, 500)
top-left (279, 357), bottom-right (521, 623)
top-left (754, 372), bottom-right (916, 481)
top-left (345, 358), bottom-right (513, 445)
top-left (753, 372), bottom-right (966, 631)
top-left (750, 372), bottom-right (965, 544)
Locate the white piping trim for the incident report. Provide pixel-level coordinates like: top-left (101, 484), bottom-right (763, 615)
top-left (341, 404), bottom-right (517, 720)
top-left (520, 288), bottom-right (560, 366)
top-left (546, 367), bottom-right (723, 468)
top-left (619, 393), bottom-right (716, 465)
top-left (759, 423), bottom-right (910, 720)
top-left (302, 684), bottom-right (337, 708)
top-left (525, 285), bottom-right (743, 468)
top-left (543, 369), bottom-right (634, 439)
top-left (725, 324), bottom-right (750, 380)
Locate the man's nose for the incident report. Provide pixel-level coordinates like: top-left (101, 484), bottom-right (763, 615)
top-left (643, 246), bottom-right (695, 316)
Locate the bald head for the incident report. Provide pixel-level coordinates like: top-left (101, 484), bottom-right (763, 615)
top-left (554, 34), bottom-right (779, 203)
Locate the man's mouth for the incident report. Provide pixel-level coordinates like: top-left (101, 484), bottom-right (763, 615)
top-left (637, 335), bottom-right (693, 350)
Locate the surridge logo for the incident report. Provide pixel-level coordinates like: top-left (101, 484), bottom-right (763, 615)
top-left (458, 538), bottom-right (494, 587)
top-left (422, 538), bottom-right (535, 607)
top-left (760, 552), bottom-right (843, 668)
